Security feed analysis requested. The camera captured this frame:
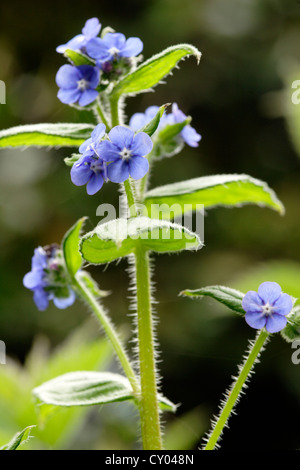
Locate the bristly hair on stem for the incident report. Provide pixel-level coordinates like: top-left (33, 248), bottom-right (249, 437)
top-left (202, 329), bottom-right (270, 450)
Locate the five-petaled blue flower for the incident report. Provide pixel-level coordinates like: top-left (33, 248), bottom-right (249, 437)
top-left (56, 17), bottom-right (101, 54)
top-left (23, 246), bottom-right (76, 311)
top-left (242, 281), bottom-right (293, 333)
top-left (56, 64), bottom-right (100, 107)
top-left (98, 126), bottom-right (152, 183)
top-left (71, 123), bottom-right (107, 195)
top-left (86, 32), bottom-right (143, 64)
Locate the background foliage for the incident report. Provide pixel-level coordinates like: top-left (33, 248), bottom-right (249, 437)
top-left (0, 0), bottom-right (300, 449)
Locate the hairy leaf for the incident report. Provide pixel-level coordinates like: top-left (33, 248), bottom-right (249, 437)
top-left (80, 217), bottom-right (202, 264)
top-left (62, 217), bottom-right (87, 277)
top-left (110, 44), bottom-right (201, 98)
top-left (181, 285), bottom-right (245, 315)
top-left (0, 426), bottom-right (35, 450)
top-left (33, 371), bottom-right (133, 407)
top-left (144, 174), bottom-right (284, 218)
top-left (0, 123), bottom-right (94, 148)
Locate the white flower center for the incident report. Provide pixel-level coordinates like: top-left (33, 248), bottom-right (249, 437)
top-left (109, 46), bottom-right (120, 56)
top-left (262, 302), bottom-right (273, 316)
top-left (120, 148), bottom-right (132, 161)
top-left (77, 79), bottom-right (89, 91)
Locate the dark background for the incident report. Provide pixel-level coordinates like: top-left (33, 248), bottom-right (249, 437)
top-left (1, 0), bottom-right (300, 450)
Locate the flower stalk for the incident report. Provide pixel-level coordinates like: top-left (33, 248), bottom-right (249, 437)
top-left (73, 272), bottom-right (140, 396)
top-left (204, 328), bottom-right (270, 450)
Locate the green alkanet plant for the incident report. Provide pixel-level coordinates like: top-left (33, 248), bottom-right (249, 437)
top-left (0, 17), bottom-right (295, 450)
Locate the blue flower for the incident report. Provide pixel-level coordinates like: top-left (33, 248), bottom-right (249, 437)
top-left (86, 32), bottom-right (143, 64)
top-left (56, 64), bottom-right (100, 106)
top-left (98, 126), bottom-right (152, 183)
top-left (165, 103), bottom-right (201, 147)
top-left (129, 103), bottom-right (201, 147)
top-left (129, 106), bottom-right (161, 132)
top-left (242, 282), bottom-right (293, 333)
top-left (71, 123), bottom-right (107, 195)
top-left (56, 18), bottom-right (101, 54)
top-left (23, 246), bottom-right (76, 311)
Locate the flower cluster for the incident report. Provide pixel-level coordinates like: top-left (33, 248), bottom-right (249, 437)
top-left (129, 103), bottom-right (202, 148)
top-left (242, 281), bottom-right (293, 333)
top-left (71, 123), bottom-right (153, 194)
top-left (23, 245), bottom-right (76, 311)
top-left (56, 17), bottom-right (143, 107)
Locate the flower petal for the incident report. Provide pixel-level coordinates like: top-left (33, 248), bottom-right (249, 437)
top-left (121, 37), bottom-right (143, 57)
top-left (86, 37), bottom-right (110, 61)
top-left (258, 281), bottom-right (282, 305)
top-left (91, 123), bottom-right (106, 142)
top-left (33, 288), bottom-right (49, 311)
top-left (71, 159), bottom-right (92, 186)
top-left (56, 64), bottom-right (80, 88)
top-left (265, 313), bottom-right (287, 333)
top-left (245, 311), bottom-right (266, 330)
top-left (181, 125), bottom-right (201, 147)
top-left (108, 126), bottom-right (134, 149)
top-left (79, 137), bottom-right (93, 154)
top-left (86, 172), bottom-right (104, 195)
top-left (82, 18), bottom-right (101, 40)
top-left (57, 88), bottom-right (81, 104)
top-left (32, 247), bottom-right (47, 270)
top-left (23, 270), bottom-right (44, 289)
top-left (129, 113), bottom-right (148, 131)
top-left (107, 159), bottom-right (129, 183)
top-left (242, 291), bottom-right (264, 314)
top-left (53, 289), bottom-right (76, 309)
top-left (128, 156), bottom-right (149, 180)
top-left (97, 140), bottom-right (120, 161)
top-left (131, 132), bottom-right (153, 157)
top-left (78, 89), bottom-right (99, 106)
top-left (273, 293), bottom-right (293, 316)
top-left (56, 35), bottom-right (86, 54)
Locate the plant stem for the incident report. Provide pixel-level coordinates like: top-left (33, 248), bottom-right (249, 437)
top-left (134, 246), bottom-right (162, 450)
top-left (73, 272), bottom-right (140, 397)
top-left (124, 179), bottom-right (138, 218)
top-left (110, 95), bottom-right (120, 127)
top-left (95, 97), bottom-right (110, 129)
top-left (204, 328), bottom-right (270, 450)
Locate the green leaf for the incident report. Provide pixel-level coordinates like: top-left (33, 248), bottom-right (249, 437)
top-left (281, 306), bottom-right (300, 343)
top-left (139, 104), bottom-right (169, 137)
top-left (64, 48), bottom-right (96, 66)
top-left (76, 270), bottom-right (111, 298)
top-left (157, 117), bottom-right (191, 143)
top-left (80, 217), bottom-right (202, 264)
top-left (62, 217), bottom-right (87, 277)
top-left (0, 123), bottom-right (94, 149)
top-left (64, 154), bottom-right (81, 167)
top-left (181, 285), bottom-right (245, 315)
top-left (0, 426), bottom-right (35, 450)
top-left (33, 371), bottom-right (133, 407)
top-left (144, 174), bottom-right (285, 218)
top-left (158, 395), bottom-right (178, 413)
top-left (110, 44), bottom-right (201, 98)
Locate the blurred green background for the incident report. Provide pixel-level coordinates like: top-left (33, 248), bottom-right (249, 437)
top-left (1, 0), bottom-right (300, 450)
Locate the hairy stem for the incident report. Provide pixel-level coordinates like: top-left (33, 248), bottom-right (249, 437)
top-left (95, 97), bottom-right (110, 129)
top-left (73, 272), bottom-right (140, 396)
top-left (204, 328), bottom-right (270, 450)
top-left (134, 246), bottom-right (162, 450)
